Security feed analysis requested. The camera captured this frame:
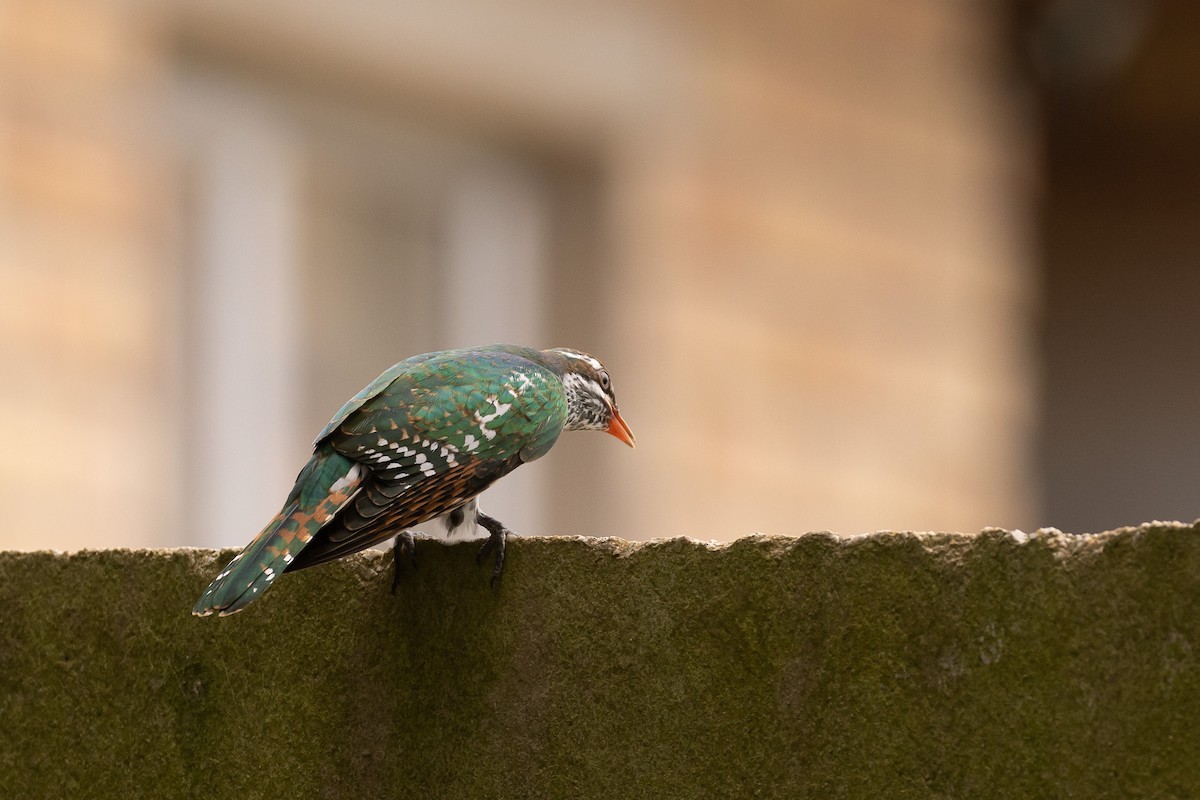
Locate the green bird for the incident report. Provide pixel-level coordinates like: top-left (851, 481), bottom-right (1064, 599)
top-left (193, 344), bottom-right (635, 616)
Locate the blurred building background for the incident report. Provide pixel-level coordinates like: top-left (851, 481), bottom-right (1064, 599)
top-left (1, 0), bottom-right (1196, 551)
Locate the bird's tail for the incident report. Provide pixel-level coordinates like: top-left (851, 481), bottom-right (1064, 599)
top-left (192, 449), bottom-right (365, 616)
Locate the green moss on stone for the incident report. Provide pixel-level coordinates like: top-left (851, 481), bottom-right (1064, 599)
top-left (3, 524), bottom-right (1200, 798)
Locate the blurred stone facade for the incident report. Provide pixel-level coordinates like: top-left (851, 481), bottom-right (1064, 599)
top-left (0, 0), bottom-right (1037, 550)
top-left (1, 0), bottom-right (178, 550)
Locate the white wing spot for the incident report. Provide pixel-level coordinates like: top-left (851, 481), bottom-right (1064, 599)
top-left (511, 371), bottom-right (534, 392)
top-left (473, 396), bottom-right (511, 441)
top-left (330, 464), bottom-right (362, 493)
top-left (558, 350), bottom-right (603, 370)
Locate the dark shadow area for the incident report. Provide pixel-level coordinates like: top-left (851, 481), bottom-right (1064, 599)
top-left (1012, 0), bottom-right (1200, 531)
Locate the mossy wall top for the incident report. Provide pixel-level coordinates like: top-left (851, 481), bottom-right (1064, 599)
top-left (3, 524), bottom-right (1200, 798)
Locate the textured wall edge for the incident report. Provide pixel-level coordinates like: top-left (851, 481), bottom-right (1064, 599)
top-left (4, 521), bottom-right (1200, 798)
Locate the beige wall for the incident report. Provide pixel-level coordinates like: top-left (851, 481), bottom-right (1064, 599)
top-left (0, 0), bottom-right (1037, 550)
top-left (0, 0), bottom-right (179, 550)
top-left (606, 2), bottom-right (1037, 538)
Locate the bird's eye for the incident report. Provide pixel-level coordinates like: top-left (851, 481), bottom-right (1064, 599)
top-left (598, 371), bottom-right (610, 390)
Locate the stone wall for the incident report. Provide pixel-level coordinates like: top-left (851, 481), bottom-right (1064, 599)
top-left (4, 523), bottom-right (1200, 797)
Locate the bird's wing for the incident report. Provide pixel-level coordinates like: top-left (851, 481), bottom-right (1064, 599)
top-left (287, 350), bottom-right (567, 569)
top-left (311, 351), bottom-right (443, 445)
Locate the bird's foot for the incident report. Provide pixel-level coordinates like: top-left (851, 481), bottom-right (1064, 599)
top-left (391, 531), bottom-right (417, 594)
top-left (475, 512), bottom-right (510, 588)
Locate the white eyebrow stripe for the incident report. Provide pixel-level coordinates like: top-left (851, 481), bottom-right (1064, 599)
top-left (558, 350), bottom-right (603, 371)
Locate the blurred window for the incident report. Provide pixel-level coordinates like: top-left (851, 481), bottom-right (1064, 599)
top-left (174, 66), bottom-right (567, 546)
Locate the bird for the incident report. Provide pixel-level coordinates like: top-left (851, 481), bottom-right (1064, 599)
top-left (192, 344), bottom-right (635, 616)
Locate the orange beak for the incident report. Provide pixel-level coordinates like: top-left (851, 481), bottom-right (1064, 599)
top-left (605, 406), bottom-right (636, 448)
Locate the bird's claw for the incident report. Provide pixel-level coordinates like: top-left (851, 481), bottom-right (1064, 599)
top-left (475, 513), bottom-right (509, 588)
top-left (391, 531), bottom-right (417, 594)
top-left (476, 531), bottom-right (505, 588)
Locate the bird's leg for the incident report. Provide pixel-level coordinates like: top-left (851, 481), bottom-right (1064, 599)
top-left (391, 530), bottom-right (417, 595)
top-left (474, 512), bottom-right (510, 588)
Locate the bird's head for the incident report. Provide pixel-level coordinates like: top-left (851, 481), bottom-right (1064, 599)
top-left (548, 348), bottom-right (636, 447)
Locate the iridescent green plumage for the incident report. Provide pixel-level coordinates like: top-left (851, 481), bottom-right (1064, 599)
top-left (193, 344), bottom-right (631, 616)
